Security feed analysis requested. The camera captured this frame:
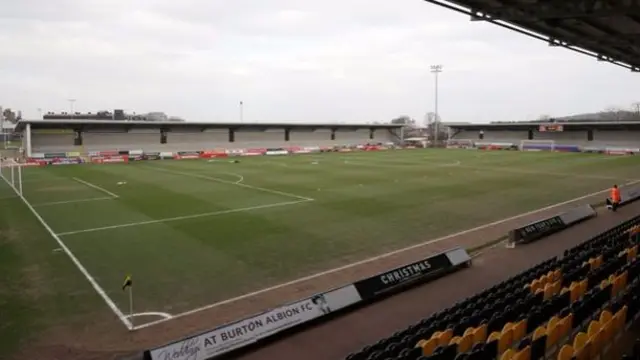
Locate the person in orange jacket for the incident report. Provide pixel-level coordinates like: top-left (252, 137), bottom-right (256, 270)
top-left (610, 184), bottom-right (621, 212)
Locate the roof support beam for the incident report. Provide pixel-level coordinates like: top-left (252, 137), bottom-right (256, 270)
top-left (470, 0), bottom-right (640, 22)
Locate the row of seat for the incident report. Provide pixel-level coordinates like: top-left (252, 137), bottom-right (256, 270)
top-left (344, 215), bottom-right (640, 360)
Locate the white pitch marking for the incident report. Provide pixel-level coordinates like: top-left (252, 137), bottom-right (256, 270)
top-left (34, 197), bottom-right (114, 207)
top-left (73, 177), bottom-right (119, 198)
top-left (143, 165), bottom-right (315, 201)
top-left (224, 172), bottom-right (244, 184)
top-left (0, 172), bottom-right (133, 329)
top-left (131, 179), bottom-right (640, 330)
top-left (125, 312), bottom-right (173, 320)
top-left (57, 199), bottom-right (313, 237)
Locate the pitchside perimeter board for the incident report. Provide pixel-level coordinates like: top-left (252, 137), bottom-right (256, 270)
top-left (508, 204), bottom-right (597, 245)
top-left (144, 247), bottom-right (471, 360)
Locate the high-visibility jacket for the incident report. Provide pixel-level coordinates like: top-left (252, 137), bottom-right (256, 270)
top-left (611, 187), bottom-right (621, 203)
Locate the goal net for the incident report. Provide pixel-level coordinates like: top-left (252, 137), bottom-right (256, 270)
top-left (519, 140), bottom-right (555, 152)
top-left (446, 139), bottom-right (475, 149)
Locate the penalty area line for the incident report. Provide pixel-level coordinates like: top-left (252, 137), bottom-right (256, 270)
top-left (33, 197), bottom-right (114, 207)
top-left (131, 179), bottom-right (640, 331)
top-left (141, 165), bottom-right (315, 201)
top-left (56, 199), bottom-right (313, 237)
top-left (0, 171), bottom-right (133, 329)
top-left (72, 177), bottom-right (119, 198)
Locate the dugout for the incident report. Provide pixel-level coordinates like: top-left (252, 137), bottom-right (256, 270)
top-left (14, 120), bottom-right (404, 157)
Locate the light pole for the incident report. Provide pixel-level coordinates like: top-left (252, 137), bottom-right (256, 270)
top-left (430, 65), bottom-right (442, 145)
top-left (239, 101), bottom-right (244, 123)
top-left (37, 108), bottom-right (42, 119)
top-left (67, 99), bottom-right (76, 118)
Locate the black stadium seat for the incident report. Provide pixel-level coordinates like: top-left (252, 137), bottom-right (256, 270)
top-left (344, 216), bottom-right (640, 360)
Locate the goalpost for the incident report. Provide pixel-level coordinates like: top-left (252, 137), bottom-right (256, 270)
top-left (446, 139), bottom-right (475, 149)
top-left (519, 140), bottom-right (555, 152)
top-left (0, 158), bottom-right (23, 196)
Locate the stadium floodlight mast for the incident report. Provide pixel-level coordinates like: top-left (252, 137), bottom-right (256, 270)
top-left (239, 100), bottom-right (244, 123)
top-left (67, 98), bottom-right (76, 118)
top-left (430, 64), bottom-right (443, 144)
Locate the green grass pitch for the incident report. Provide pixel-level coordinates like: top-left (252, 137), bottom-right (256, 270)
top-left (2, 149), bottom-right (640, 353)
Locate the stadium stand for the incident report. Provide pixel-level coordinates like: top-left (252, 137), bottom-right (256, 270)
top-left (447, 122), bottom-right (640, 153)
top-left (21, 121), bottom-right (399, 155)
top-left (343, 218), bottom-right (640, 360)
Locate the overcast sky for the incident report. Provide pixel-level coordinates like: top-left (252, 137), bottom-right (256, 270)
top-left (1, 0), bottom-right (639, 124)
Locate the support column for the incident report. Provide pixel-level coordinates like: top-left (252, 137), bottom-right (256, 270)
top-left (25, 123), bottom-right (32, 158)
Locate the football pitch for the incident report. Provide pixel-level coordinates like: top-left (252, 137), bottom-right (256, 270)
top-left (3, 149), bottom-right (640, 339)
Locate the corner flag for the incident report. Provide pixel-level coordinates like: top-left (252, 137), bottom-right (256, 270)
top-left (122, 275), bottom-right (132, 291)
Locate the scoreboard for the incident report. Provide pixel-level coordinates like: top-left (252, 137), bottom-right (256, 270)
top-left (538, 124), bottom-right (563, 132)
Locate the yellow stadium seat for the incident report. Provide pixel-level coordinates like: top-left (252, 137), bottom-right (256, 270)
top-left (540, 274), bottom-right (549, 285)
top-left (513, 345), bottom-right (531, 360)
top-left (473, 324), bottom-right (487, 344)
top-left (420, 338), bottom-right (438, 356)
top-left (547, 316), bottom-right (560, 330)
top-left (557, 344), bottom-right (574, 360)
top-left (463, 326), bottom-right (475, 337)
top-left (449, 336), bottom-right (461, 345)
top-left (578, 279), bottom-right (588, 297)
top-left (458, 333), bottom-right (473, 353)
top-left (570, 282), bottom-right (581, 303)
top-left (546, 322), bottom-right (559, 350)
top-left (498, 329), bottom-right (514, 355)
top-left (544, 283), bottom-right (555, 300)
top-left (533, 326), bottom-right (546, 340)
top-left (530, 279), bottom-right (541, 293)
top-left (573, 332), bottom-right (588, 352)
top-left (437, 328), bottom-right (453, 346)
top-left (500, 348), bottom-right (515, 360)
top-left (488, 331), bottom-right (501, 343)
top-left (512, 319), bottom-right (527, 342)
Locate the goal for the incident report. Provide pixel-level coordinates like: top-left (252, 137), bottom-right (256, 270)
top-left (0, 158), bottom-right (23, 196)
top-left (519, 140), bottom-right (555, 152)
top-left (446, 139), bottom-right (475, 149)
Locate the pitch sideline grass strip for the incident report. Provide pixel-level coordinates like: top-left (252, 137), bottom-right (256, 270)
top-left (0, 170), bottom-right (134, 330)
top-left (131, 180), bottom-right (639, 331)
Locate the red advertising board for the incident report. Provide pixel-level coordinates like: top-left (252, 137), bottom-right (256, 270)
top-left (200, 151), bottom-right (228, 159)
top-left (175, 155), bottom-right (200, 160)
top-left (244, 148), bottom-right (266, 156)
top-left (91, 155), bottom-right (129, 164)
top-left (98, 150), bottom-right (119, 156)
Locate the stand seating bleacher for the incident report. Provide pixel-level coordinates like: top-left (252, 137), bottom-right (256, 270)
top-left (344, 216), bottom-right (640, 360)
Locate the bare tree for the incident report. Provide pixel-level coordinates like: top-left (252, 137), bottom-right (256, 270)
top-left (600, 106), bottom-right (625, 121)
top-left (390, 115), bottom-right (413, 125)
top-left (2, 108), bottom-right (16, 123)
